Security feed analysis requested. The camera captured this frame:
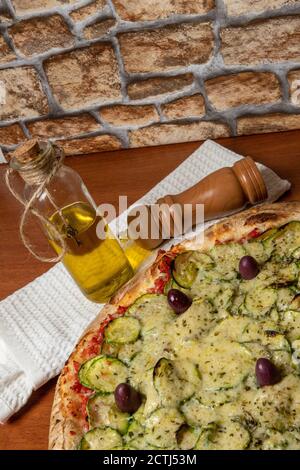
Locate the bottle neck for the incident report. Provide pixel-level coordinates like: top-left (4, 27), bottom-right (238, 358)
top-left (10, 141), bottom-right (64, 187)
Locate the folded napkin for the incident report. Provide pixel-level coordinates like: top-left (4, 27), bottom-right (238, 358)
top-left (0, 140), bottom-right (291, 422)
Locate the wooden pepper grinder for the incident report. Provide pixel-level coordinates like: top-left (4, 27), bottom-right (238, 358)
top-left (127, 157), bottom-right (268, 250)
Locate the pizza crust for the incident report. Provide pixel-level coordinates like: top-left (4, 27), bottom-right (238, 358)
top-left (49, 202), bottom-right (300, 450)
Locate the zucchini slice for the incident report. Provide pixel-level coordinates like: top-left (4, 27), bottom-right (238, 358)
top-left (277, 288), bottom-right (295, 312)
top-left (87, 393), bottom-right (130, 434)
top-left (79, 427), bottom-right (123, 450)
top-left (78, 356), bottom-right (99, 389)
top-left (176, 424), bottom-right (201, 450)
top-left (129, 351), bottom-right (158, 391)
top-left (169, 300), bottom-right (217, 342)
top-left (118, 340), bottom-right (142, 366)
top-left (105, 317), bottom-right (141, 344)
top-left (213, 285), bottom-right (235, 313)
top-left (273, 221), bottom-right (300, 259)
top-left (292, 247), bottom-right (300, 260)
top-left (245, 287), bottom-right (277, 317)
top-left (197, 386), bottom-right (241, 407)
top-left (174, 360), bottom-right (201, 386)
top-left (257, 227), bottom-right (278, 243)
top-left (127, 294), bottom-right (176, 335)
top-left (197, 338), bottom-right (253, 391)
top-left (191, 279), bottom-right (223, 302)
top-left (172, 251), bottom-right (214, 289)
top-left (275, 262), bottom-right (299, 284)
top-left (195, 420), bottom-right (250, 450)
top-left (79, 355), bottom-right (128, 392)
top-left (239, 319), bottom-right (289, 351)
top-left (290, 295), bottom-right (300, 309)
top-left (257, 228), bottom-right (278, 256)
top-left (124, 419), bottom-right (144, 444)
top-left (145, 407), bottom-right (184, 449)
top-left (210, 243), bottom-right (246, 277)
top-left (163, 277), bottom-right (187, 295)
top-left (262, 429), bottom-right (300, 450)
top-left (245, 240), bottom-right (270, 264)
top-left (281, 310), bottom-right (300, 341)
top-left (153, 358), bottom-right (194, 407)
top-left (181, 396), bottom-right (216, 428)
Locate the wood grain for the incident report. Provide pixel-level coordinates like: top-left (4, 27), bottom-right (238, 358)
top-left (1, 131), bottom-right (300, 449)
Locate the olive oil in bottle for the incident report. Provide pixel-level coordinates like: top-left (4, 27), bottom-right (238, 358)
top-left (7, 139), bottom-right (134, 303)
top-left (48, 202), bottom-right (133, 303)
top-left (118, 233), bottom-right (151, 271)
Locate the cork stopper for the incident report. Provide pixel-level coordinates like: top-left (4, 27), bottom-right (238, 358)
top-left (9, 139), bottom-right (41, 165)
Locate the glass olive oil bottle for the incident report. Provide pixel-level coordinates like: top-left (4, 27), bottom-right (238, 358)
top-left (9, 139), bottom-right (134, 303)
top-left (48, 202), bottom-right (133, 302)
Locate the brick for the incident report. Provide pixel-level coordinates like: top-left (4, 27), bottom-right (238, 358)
top-left (44, 43), bottom-right (122, 111)
top-left (224, 0), bottom-right (299, 16)
top-left (0, 67), bottom-right (49, 120)
top-left (0, 35), bottom-right (16, 64)
top-left (0, 124), bottom-right (26, 146)
top-left (0, 4), bottom-right (12, 22)
top-left (70, 0), bottom-right (107, 22)
top-left (288, 70), bottom-right (300, 106)
top-left (127, 74), bottom-right (194, 100)
top-left (57, 134), bottom-right (122, 155)
top-left (129, 121), bottom-right (230, 147)
top-left (205, 72), bottom-right (281, 111)
top-left (162, 94), bottom-right (205, 120)
top-left (100, 104), bottom-right (159, 126)
top-left (221, 16), bottom-right (300, 65)
top-left (28, 114), bottom-right (101, 139)
top-left (9, 15), bottom-right (74, 57)
top-left (237, 113), bottom-right (300, 135)
top-left (11, 0), bottom-right (78, 15)
top-left (113, 0), bottom-right (215, 21)
top-left (119, 22), bottom-right (214, 73)
top-left (83, 19), bottom-right (116, 40)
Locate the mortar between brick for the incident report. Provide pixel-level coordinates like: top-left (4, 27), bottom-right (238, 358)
top-left (1, 0), bottom-right (300, 154)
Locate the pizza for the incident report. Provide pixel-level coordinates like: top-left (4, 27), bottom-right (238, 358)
top-left (49, 202), bottom-right (300, 450)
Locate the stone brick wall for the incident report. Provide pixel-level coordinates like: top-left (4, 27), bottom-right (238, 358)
top-left (1, 0), bottom-right (300, 156)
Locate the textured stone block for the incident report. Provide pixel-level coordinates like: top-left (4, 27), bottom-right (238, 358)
top-left (12, 1), bottom-right (78, 15)
top-left (100, 105), bottom-right (159, 126)
top-left (28, 114), bottom-right (101, 139)
top-left (113, 0), bottom-right (215, 21)
top-left (0, 36), bottom-right (16, 64)
top-left (237, 113), bottom-right (300, 135)
top-left (127, 74), bottom-right (194, 100)
top-left (224, 0), bottom-right (299, 16)
top-left (162, 94), bottom-right (205, 120)
top-left (119, 22), bottom-right (214, 73)
top-left (44, 43), bottom-right (122, 111)
top-left (0, 124), bottom-right (26, 146)
top-left (0, 67), bottom-right (49, 120)
top-left (57, 134), bottom-right (122, 155)
top-left (221, 16), bottom-right (300, 65)
top-left (9, 15), bottom-right (75, 57)
top-left (288, 70), bottom-right (300, 106)
top-left (205, 72), bottom-right (281, 111)
top-left (70, 0), bottom-right (107, 22)
top-left (83, 19), bottom-right (116, 39)
top-left (129, 121), bottom-right (230, 147)
top-left (0, 4), bottom-right (12, 22)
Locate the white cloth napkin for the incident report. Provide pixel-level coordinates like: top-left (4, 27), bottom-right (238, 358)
top-left (0, 140), bottom-right (291, 422)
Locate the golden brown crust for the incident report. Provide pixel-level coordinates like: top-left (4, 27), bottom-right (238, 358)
top-left (49, 202), bottom-right (300, 450)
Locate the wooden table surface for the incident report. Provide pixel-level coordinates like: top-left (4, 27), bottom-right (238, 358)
top-left (1, 130), bottom-right (300, 449)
